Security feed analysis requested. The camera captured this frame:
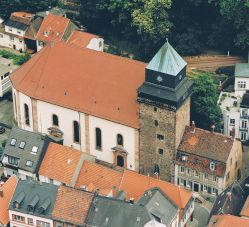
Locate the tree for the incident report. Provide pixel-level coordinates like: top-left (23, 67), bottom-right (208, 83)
top-left (191, 73), bottom-right (222, 131)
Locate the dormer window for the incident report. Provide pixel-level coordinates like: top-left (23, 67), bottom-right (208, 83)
top-left (179, 74), bottom-right (183, 80)
top-left (26, 160), bottom-right (33, 167)
top-left (19, 141), bottom-right (26, 149)
top-left (157, 76), bottom-right (163, 82)
top-left (31, 146), bottom-right (38, 154)
top-left (210, 162), bottom-right (215, 171)
top-left (44, 31), bottom-right (49, 37)
top-left (10, 138), bottom-right (17, 146)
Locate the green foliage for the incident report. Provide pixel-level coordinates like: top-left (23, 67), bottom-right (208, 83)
top-left (191, 73), bottom-right (223, 131)
top-left (0, 50), bottom-right (31, 65)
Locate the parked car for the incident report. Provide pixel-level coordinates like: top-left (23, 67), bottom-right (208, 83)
top-left (0, 126), bottom-right (5, 134)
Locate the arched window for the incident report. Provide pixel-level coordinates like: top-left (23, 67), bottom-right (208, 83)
top-left (73, 121), bottom-right (80, 143)
top-left (52, 114), bottom-right (59, 126)
top-left (117, 134), bottom-right (123, 146)
top-left (117, 155), bottom-right (124, 167)
top-left (24, 103), bottom-right (30, 126)
top-left (96, 128), bottom-right (102, 150)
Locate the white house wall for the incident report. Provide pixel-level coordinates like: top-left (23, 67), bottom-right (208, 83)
top-left (5, 25), bottom-right (26, 37)
top-left (0, 32), bottom-right (25, 52)
top-left (223, 110), bottom-right (240, 138)
top-left (234, 77), bottom-right (249, 97)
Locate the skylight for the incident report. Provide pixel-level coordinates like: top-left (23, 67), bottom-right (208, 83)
top-left (10, 138), bottom-right (17, 146)
top-left (26, 160), bottom-right (33, 167)
top-left (31, 146), bottom-right (38, 154)
top-left (19, 141), bottom-right (26, 149)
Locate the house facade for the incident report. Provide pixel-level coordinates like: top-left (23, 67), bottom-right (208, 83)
top-left (174, 123), bottom-right (243, 197)
top-left (10, 39), bottom-right (192, 181)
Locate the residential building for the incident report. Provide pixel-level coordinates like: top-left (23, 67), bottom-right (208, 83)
top-left (52, 185), bottom-right (93, 227)
top-left (10, 39), bottom-right (192, 181)
top-left (1, 127), bottom-right (51, 180)
top-left (0, 175), bottom-right (18, 227)
top-left (85, 187), bottom-right (179, 227)
top-left (0, 57), bottom-right (15, 97)
top-left (0, 12), bottom-right (42, 53)
top-left (175, 123), bottom-right (243, 196)
top-left (38, 144), bottom-right (194, 227)
top-left (9, 180), bottom-right (58, 227)
top-left (208, 176), bottom-right (249, 226)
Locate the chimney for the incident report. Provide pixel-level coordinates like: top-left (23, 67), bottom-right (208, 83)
top-left (190, 121), bottom-right (195, 133)
top-left (211, 125), bottom-right (215, 133)
top-left (231, 127), bottom-right (236, 139)
top-left (0, 189), bottom-right (3, 197)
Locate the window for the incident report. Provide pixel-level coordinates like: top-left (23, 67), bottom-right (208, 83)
top-left (241, 131), bottom-right (247, 141)
top-left (187, 168), bottom-right (191, 176)
top-left (10, 138), bottom-right (17, 146)
top-left (73, 121), bottom-right (80, 143)
top-left (117, 134), bottom-right (123, 146)
top-left (204, 172), bottom-right (208, 180)
top-left (226, 172), bottom-right (230, 180)
top-left (242, 120), bottom-right (248, 129)
top-left (238, 81), bottom-right (246, 89)
top-left (12, 214), bottom-right (25, 222)
top-left (52, 114), bottom-right (59, 126)
top-left (242, 109), bottom-right (248, 117)
top-left (9, 36), bottom-right (14, 41)
top-left (99, 41), bottom-right (102, 47)
top-left (154, 164), bottom-right (160, 174)
top-left (95, 128), bottom-right (102, 150)
top-left (26, 160), bottom-right (33, 167)
top-left (212, 175), bottom-right (217, 182)
top-left (28, 218), bottom-right (33, 225)
top-left (154, 120), bottom-right (158, 127)
top-left (186, 180), bottom-right (191, 188)
top-left (158, 148), bottom-right (164, 155)
top-left (38, 41), bottom-right (44, 46)
top-left (230, 158), bottom-right (232, 165)
top-left (212, 188), bottom-right (217, 195)
top-left (117, 155), bottom-right (124, 167)
top-left (230, 119), bottom-right (235, 125)
top-left (24, 103), bottom-right (30, 126)
top-left (194, 170), bottom-right (199, 177)
top-left (31, 146), bottom-right (38, 154)
top-left (210, 162), bottom-right (215, 171)
top-left (8, 156), bottom-right (19, 166)
top-left (180, 178), bottom-right (184, 186)
top-left (235, 161), bottom-right (238, 169)
top-left (19, 141), bottom-right (25, 149)
top-left (157, 134), bottom-right (164, 140)
top-left (154, 107), bottom-right (157, 112)
top-left (203, 185), bottom-right (208, 192)
top-left (37, 220), bottom-right (50, 227)
top-left (180, 166), bottom-right (185, 173)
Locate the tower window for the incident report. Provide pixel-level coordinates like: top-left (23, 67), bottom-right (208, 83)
top-left (154, 120), bottom-right (158, 127)
top-left (157, 134), bottom-right (164, 140)
top-left (154, 164), bottom-right (160, 174)
top-left (95, 128), bottom-right (102, 150)
top-left (117, 134), bottom-right (123, 146)
top-left (158, 149), bottom-right (164, 155)
top-left (117, 155), bottom-right (124, 167)
top-left (24, 103), bottom-right (30, 126)
top-left (154, 107), bottom-right (157, 112)
top-left (52, 114), bottom-right (59, 126)
top-left (73, 121), bottom-right (80, 143)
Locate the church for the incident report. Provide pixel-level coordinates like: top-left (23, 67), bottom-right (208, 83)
top-left (10, 39), bottom-right (192, 182)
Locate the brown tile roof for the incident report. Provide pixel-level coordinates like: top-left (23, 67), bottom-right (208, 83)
top-left (178, 126), bottom-right (234, 163)
top-left (10, 12), bottom-right (33, 25)
top-left (39, 142), bottom-right (82, 185)
top-left (52, 186), bottom-right (93, 226)
top-left (67, 30), bottom-right (99, 47)
top-left (10, 41), bottom-right (145, 128)
top-left (240, 195), bottom-right (249, 217)
top-left (75, 161), bottom-right (123, 195)
top-left (36, 14), bottom-right (70, 41)
top-left (0, 175), bottom-right (18, 226)
top-left (119, 170), bottom-right (192, 209)
top-left (208, 215), bottom-right (249, 227)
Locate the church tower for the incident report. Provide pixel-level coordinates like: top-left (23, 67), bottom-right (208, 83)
top-left (138, 41), bottom-right (193, 182)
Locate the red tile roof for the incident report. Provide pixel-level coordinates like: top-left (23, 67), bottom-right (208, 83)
top-left (36, 14), bottom-right (70, 41)
top-left (178, 126), bottom-right (234, 163)
top-left (208, 215), bottom-right (249, 227)
top-left (0, 175), bottom-right (18, 226)
top-left (52, 186), bottom-right (93, 226)
top-left (240, 195), bottom-right (249, 217)
top-left (10, 12), bottom-right (33, 25)
top-left (39, 142), bottom-right (82, 185)
top-left (67, 30), bottom-right (99, 47)
top-left (10, 41), bottom-right (145, 128)
top-left (75, 161), bottom-right (123, 195)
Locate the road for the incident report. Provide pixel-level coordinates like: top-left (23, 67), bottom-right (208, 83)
top-left (193, 203), bottom-right (210, 227)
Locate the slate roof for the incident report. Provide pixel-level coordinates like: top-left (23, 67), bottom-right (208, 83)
top-left (36, 8), bottom-right (66, 18)
top-left (5, 19), bottom-right (28, 31)
top-left (1, 127), bottom-right (49, 173)
top-left (178, 126), bottom-right (235, 163)
top-left (25, 17), bottom-right (43, 40)
top-left (208, 214), bottom-right (249, 227)
top-left (9, 180), bottom-right (58, 218)
top-left (0, 175), bottom-right (18, 226)
top-left (146, 41), bottom-right (187, 76)
top-left (52, 186), bottom-right (94, 226)
top-left (235, 63), bottom-right (249, 78)
top-left (10, 41), bottom-right (145, 128)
